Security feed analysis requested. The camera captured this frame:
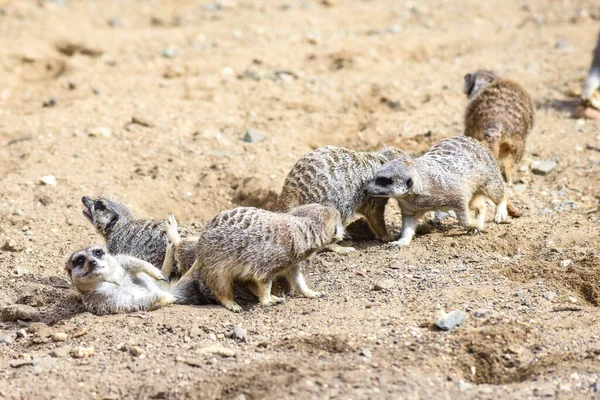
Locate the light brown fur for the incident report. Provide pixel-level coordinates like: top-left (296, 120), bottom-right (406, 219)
top-left (184, 204), bottom-right (344, 312)
top-left (463, 70), bottom-right (535, 186)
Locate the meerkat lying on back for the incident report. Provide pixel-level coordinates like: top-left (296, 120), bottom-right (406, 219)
top-left (367, 136), bottom-right (508, 247)
top-left (181, 204), bottom-right (344, 312)
top-left (66, 244), bottom-right (175, 315)
top-left (278, 145), bottom-right (410, 252)
top-left (463, 70), bottom-right (535, 186)
top-left (81, 196), bottom-right (198, 279)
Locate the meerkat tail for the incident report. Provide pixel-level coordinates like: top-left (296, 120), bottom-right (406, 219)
top-left (507, 200), bottom-right (521, 218)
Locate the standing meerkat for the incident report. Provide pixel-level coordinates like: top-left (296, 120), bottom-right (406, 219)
top-left (183, 204), bottom-right (344, 313)
top-left (463, 70), bottom-right (535, 186)
top-left (65, 244), bottom-right (176, 315)
top-left (366, 136), bottom-right (508, 247)
top-left (582, 30), bottom-right (600, 109)
top-left (277, 145), bottom-right (410, 252)
top-left (81, 196), bottom-right (198, 279)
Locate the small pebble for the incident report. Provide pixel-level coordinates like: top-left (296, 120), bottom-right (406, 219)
top-left (242, 128), bottom-right (268, 143)
top-left (360, 348), bottom-right (372, 358)
top-left (50, 346), bottom-right (71, 358)
top-left (1, 304), bottom-right (40, 322)
top-left (40, 175), bottom-right (57, 186)
top-left (129, 346), bottom-right (144, 357)
top-left (560, 259), bottom-right (572, 268)
top-left (435, 310), bottom-right (465, 331)
top-left (543, 291), bottom-right (557, 301)
top-left (230, 325), bottom-right (246, 342)
top-left (0, 334), bottom-right (15, 345)
top-left (51, 332), bottom-right (68, 342)
top-left (14, 267), bottom-right (29, 277)
top-left (88, 127), bottom-right (112, 138)
top-left (72, 346), bottom-right (94, 358)
top-left (372, 279), bottom-right (395, 291)
top-left (531, 160), bottom-right (557, 175)
top-left (161, 46), bottom-right (180, 58)
top-left (42, 98), bottom-right (56, 107)
top-left (10, 359), bottom-right (33, 368)
top-left (473, 309), bottom-right (490, 318)
top-left (16, 329), bottom-right (28, 339)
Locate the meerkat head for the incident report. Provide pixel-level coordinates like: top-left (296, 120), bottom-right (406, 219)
top-left (367, 160), bottom-right (415, 199)
top-left (290, 204), bottom-right (345, 243)
top-left (463, 70), bottom-right (499, 99)
top-left (65, 244), bottom-right (113, 293)
top-left (81, 196), bottom-right (135, 236)
top-left (378, 146), bottom-right (412, 163)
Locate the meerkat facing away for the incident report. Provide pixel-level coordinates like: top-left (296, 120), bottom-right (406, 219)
top-left (367, 136), bottom-right (508, 247)
top-left (81, 196), bottom-right (198, 280)
top-left (582, 30), bottom-right (600, 109)
top-left (65, 244), bottom-right (176, 315)
top-left (463, 70), bottom-right (535, 187)
top-left (277, 146), bottom-right (410, 253)
top-left (183, 204), bottom-right (344, 312)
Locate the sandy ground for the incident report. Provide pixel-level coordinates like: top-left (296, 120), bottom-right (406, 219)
top-left (0, 0), bottom-right (599, 399)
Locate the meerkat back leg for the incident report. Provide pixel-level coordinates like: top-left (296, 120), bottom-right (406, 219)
top-left (494, 194), bottom-right (509, 224)
top-left (358, 198), bottom-right (394, 242)
top-left (286, 261), bottom-right (322, 298)
top-left (148, 292), bottom-right (177, 310)
top-left (469, 195), bottom-right (487, 231)
top-left (388, 211), bottom-right (421, 247)
top-left (204, 267), bottom-right (242, 312)
top-left (116, 255), bottom-right (168, 282)
top-left (247, 281), bottom-right (285, 305)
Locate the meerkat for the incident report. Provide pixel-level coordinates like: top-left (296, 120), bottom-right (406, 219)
top-left (277, 145), bottom-right (410, 253)
top-left (81, 196), bottom-right (198, 280)
top-left (582, 30), bottom-right (600, 109)
top-left (463, 70), bottom-right (535, 187)
top-left (65, 244), bottom-right (176, 315)
top-left (366, 136), bottom-right (508, 247)
top-left (181, 204), bottom-right (344, 313)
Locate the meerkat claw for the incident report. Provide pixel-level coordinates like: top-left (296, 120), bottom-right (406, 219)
top-left (466, 228), bottom-right (481, 235)
top-left (270, 295), bottom-right (285, 304)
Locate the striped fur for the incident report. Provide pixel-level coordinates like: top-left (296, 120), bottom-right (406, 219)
top-left (464, 71), bottom-right (535, 185)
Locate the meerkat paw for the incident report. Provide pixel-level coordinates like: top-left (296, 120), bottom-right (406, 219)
top-left (321, 243), bottom-right (356, 254)
top-left (466, 227), bottom-right (481, 235)
top-left (150, 293), bottom-right (176, 310)
top-left (164, 213), bottom-right (181, 244)
top-left (302, 290), bottom-right (323, 299)
top-left (221, 300), bottom-right (243, 313)
top-left (387, 237), bottom-right (412, 248)
top-left (270, 295), bottom-right (285, 304)
top-left (378, 233), bottom-right (398, 242)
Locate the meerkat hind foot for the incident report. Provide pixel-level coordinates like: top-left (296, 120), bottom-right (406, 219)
top-left (466, 227), bottom-right (481, 235)
top-left (494, 201), bottom-right (509, 224)
top-left (387, 237), bottom-right (412, 248)
top-left (164, 213), bottom-right (181, 244)
top-left (321, 243), bottom-right (356, 254)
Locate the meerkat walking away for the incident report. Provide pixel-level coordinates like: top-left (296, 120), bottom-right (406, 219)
top-left (366, 136), bottom-right (508, 247)
top-left (184, 204), bottom-right (344, 312)
top-left (65, 244), bottom-right (176, 315)
top-left (277, 145), bottom-right (410, 253)
top-left (81, 196), bottom-right (198, 279)
top-left (463, 70), bottom-right (535, 187)
top-left (582, 30), bottom-right (600, 110)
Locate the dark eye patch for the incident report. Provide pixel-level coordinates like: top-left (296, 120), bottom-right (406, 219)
top-left (93, 249), bottom-right (104, 258)
top-left (375, 177), bottom-right (393, 187)
top-left (74, 256), bottom-right (85, 267)
top-left (94, 201), bottom-right (106, 211)
top-left (406, 178), bottom-right (413, 188)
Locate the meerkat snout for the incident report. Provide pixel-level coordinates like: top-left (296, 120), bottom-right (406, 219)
top-left (367, 161), bottom-right (414, 198)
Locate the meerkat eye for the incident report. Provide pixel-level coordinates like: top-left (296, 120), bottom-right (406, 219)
top-left (74, 256), bottom-right (85, 267)
top-left (94, 201), bottom-right (106, 211)
top-left (375, 177), bottom-right (393, 187)
top-left (406, 178), bottom-right (413, 188)
top-left (93, 249), bottom-right (104, 258)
